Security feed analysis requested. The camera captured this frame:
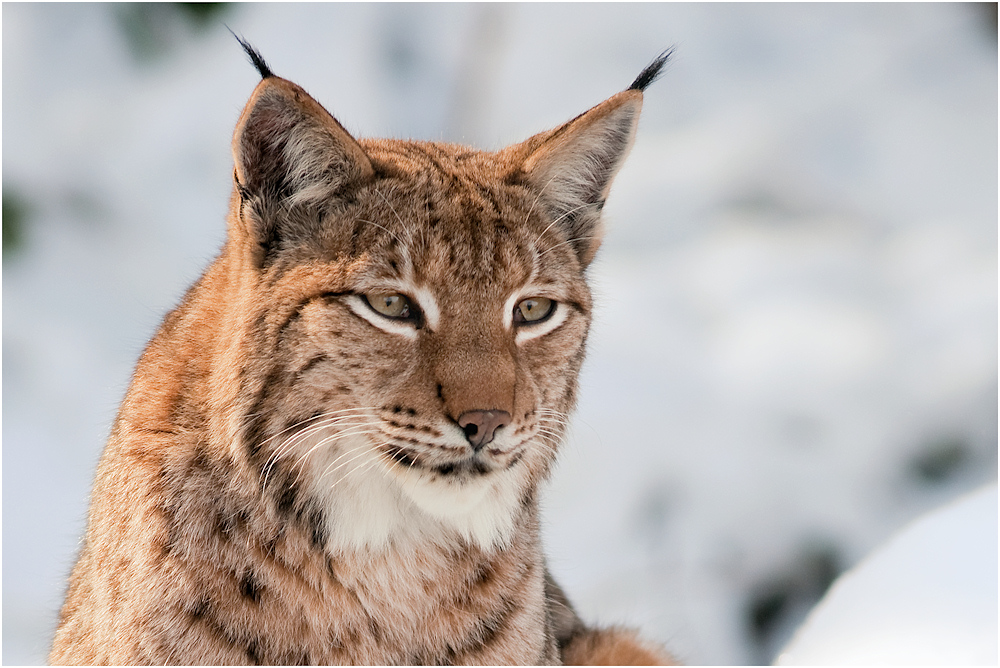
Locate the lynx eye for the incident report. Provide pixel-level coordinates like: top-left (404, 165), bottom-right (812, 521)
top-left (365, 293), bottom-right (414, 320)
top-left (513, 297), bottom-right (555, 324)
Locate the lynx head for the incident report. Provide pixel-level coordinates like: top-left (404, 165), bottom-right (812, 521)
top-left (225, 40), bottom-right (668, 552)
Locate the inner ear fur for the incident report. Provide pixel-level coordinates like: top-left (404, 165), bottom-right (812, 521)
top-left (231, 76), bottom-right (374, 260)
top-left (508, 89), bottom-right (643, 267)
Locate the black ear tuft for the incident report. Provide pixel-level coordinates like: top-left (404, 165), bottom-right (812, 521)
top-left (228, 28), bottom-right (274, 79)
top-left (628, 48), bottom-right (674, 92)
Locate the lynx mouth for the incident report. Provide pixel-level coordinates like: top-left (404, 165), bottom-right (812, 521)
top-left (434, 458), bottom-right (491, 477)
top-left (380, 444), bottom-right (516, 478)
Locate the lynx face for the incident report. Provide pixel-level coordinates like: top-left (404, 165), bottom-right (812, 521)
top-left (224, 45), bottom-right (655, 553)
top-left (244, 150), bottom-right (593, 549)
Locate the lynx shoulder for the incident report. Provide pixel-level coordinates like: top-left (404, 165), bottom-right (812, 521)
top-left (49, 40), bottom-right (675, 665)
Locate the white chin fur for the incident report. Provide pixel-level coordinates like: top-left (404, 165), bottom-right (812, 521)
top-left (304, 434), bottom-right (523, 553)
top-left (394, 468), bottom-right (497, 518)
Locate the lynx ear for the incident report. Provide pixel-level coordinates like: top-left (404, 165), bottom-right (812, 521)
top-left (512, 91), bottom-right (642, 266)
top-left (231, 72), bottom-right (374, 262)
top-left (511, 51), bottom-right (670, 266)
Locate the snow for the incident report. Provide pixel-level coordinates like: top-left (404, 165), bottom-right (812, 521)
top-left (3, 4), bottom-right (996, 665)
top-left (777, 483), bottom-right (998, 665)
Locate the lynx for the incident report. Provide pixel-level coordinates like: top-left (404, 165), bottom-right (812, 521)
top-left (50, 39), bottom-right (674, 665)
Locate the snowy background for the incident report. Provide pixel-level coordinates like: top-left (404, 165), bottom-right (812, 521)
top-left (3, 4), bottom-right (996, 665)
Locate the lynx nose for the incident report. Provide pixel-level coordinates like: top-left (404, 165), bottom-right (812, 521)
top-left (457, 410), bottom-right (511, 450)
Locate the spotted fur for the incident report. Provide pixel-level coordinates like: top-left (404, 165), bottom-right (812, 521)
top-left (50, 44), bottom-right (675, 665)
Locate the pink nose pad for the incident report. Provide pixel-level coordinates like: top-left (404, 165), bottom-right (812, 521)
top-left (457, 410), bottom-right (511, 450)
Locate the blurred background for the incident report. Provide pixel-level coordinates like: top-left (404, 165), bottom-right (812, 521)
top-left (3, 3), bottom-right (996, 664)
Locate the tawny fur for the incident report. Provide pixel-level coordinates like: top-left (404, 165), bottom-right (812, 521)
top-left (562, 628), bottom-right (677, 666)
top-left (50, 47), bottom-right (673, 665)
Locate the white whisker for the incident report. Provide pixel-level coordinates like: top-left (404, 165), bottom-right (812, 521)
top-left (287, 422), bottom-right (380, 474)
top-left (260, 415), bottom-right (377, 491)
top-left (324, 450), bottom-right (386, 494)
top-left (257, 407), bottom-right (380, 449)
top-left (318, 439), bottom-right (383, 482)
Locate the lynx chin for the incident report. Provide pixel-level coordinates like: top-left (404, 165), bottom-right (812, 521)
top-left (50, 38), bottom-right (676, 665)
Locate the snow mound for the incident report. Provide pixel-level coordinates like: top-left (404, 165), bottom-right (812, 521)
top-left (777, 483), bottom-right (998, 665)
